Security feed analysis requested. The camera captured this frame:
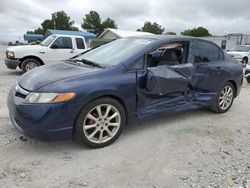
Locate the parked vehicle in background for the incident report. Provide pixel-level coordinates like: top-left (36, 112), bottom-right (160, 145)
top-left (8, 36), bottom-right (243, 148)
top-left (5, 34), bottom-right (88, 72)
top-left (227, 45), bottom-right (250, 67)
top-left (244, 64), bottom-right (250, 83)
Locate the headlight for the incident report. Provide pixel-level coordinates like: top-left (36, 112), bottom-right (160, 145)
top-left (246, 64), bottom-right (250, 70)
top-left (24, 92), bottom-right (76, 104)
top-left (234, 54), bottom-right (242, 58)
top-left (6, 51), bottom-right (15, 59)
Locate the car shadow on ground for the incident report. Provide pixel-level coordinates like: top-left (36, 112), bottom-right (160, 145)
top-left (123, 108), bottom-right (213, 135)
top-left (11, 108), bottom-right (215, 152)
top-left (7, 70), bottom-right (23, 76)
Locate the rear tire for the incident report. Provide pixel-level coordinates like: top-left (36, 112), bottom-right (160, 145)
top-left (75, 97), bottom-right (126, 148)
top-left (210, 82), bottom-right (235, 113)
top-left (21, 58), bottom-right (40, 72)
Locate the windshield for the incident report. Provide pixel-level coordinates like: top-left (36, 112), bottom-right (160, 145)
top-left (230, 46), bottom-right (250, 52)
top-left (41, 35), bottom-right (57, 46)
top-left (74, 38), bottom-right (155, 66)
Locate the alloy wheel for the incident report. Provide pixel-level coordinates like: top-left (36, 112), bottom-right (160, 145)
top-left (83, 104), bottom-right (121, 144)
top-left (218, 85), bottom-right (234, 110)
top-left (25, 62), bottom-right (38, 71)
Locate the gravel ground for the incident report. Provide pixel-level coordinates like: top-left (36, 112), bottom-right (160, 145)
top-left (0, 46), bottom-right (249, 188)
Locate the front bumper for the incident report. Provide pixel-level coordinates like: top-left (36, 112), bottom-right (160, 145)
top-left (235, 58), bottom-right (243, 62)
top-left (244, 65), bottom-right (250, 78)
top-left (7, 86), bottom-right (82, 141)
top-left (5, 58), bottom-right (21, 69)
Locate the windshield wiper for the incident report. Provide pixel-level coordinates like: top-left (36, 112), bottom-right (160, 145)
top-left (68, 59), bottom-right (105, 69)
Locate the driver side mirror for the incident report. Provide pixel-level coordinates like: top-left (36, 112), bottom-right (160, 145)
top-left (50, 44), bottom-right (59, 49)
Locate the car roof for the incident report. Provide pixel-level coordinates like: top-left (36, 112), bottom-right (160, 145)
top-left (51, 34), bottom-right (84, 38)
top-left (236, 45), bottom-right (250, 47)
top-left (128, 35), bottom-right (195, 41)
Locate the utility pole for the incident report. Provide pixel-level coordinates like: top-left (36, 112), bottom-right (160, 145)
top-left (53, 13), bottom-right (56, 30)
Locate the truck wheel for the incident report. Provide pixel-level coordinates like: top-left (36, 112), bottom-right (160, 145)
top-left (75, 97), bottom-right (126, 148)
top-left (242, 57), bottom-right (248, 67)
top-left (21, 58), bottom-right (40, 72)
top-left (246, 77), bottom-right (250, 83)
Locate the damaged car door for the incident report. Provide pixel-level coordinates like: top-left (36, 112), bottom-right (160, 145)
top-left (137, 41), bottom-right (196, 118)
top-left (190, 40), bottom-right (226, 102)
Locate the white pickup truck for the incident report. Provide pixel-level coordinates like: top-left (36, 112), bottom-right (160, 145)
top-left (5, 34), bottom-right (88, 72)
top-left (227, 45), bottom-right (250, 67)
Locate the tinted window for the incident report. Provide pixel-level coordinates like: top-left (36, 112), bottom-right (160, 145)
top-left (230, 46), bottom-right (250, 52)
top-left (41, 35), bottom-right (56, 46)
top-left (127, 57), bottom-right (145, 71)
top-left (52, 37), bottom-right (72, 49)
top-left (193, 41), bottom-right (221, 63)
top-left (76, 38), bottom-right (85, 49)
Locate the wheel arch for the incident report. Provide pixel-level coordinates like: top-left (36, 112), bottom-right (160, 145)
top-left (243, 56), bottom-right (248, 62)
top-left (72, 94), bottom-right (129, 133)
top-left (228, 80), bottom-right (237, 98)
top-left (19, 56), bottom-right (44, 68)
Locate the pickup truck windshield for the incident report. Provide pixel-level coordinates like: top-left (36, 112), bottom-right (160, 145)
top-left (229, 46), bottom-right (250, 52)
top-left (41, 35), bottom-right (57, 46)
top-left (75, 38), bottom-right (155, 66)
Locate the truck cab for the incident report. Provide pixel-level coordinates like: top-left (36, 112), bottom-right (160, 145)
top-left (5, 34), bottom-right (88, 72)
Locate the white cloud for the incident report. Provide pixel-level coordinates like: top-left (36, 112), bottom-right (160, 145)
top-left (0, 0), bottom-right (249, 42)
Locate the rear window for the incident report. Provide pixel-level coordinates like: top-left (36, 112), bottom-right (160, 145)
top-left (76, 38), bottom-right (85, 49)
top-left (193, 41), bottom-right (223, 63)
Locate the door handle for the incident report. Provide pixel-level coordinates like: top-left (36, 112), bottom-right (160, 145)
top-left (216, 67), bottom-right (224, 70)
top-left (70, 49), bottom-right (75, 53)
top-left (216, 66), bottom-right (224, 73)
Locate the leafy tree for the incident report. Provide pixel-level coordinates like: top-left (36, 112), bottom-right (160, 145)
top-left (27, 27), bottom-right (44, 34)
top-left (165, 31), bottom-right (176, 35)
top-left (139, 21), bottom-right (165, 34)
top-left (82, 11), bottom-right (118, 36)
top-left (181, 27), bottom-right (211, 37)
top-left (27, 11), bottom-right (78, 35)
top-left (51, 11), bottom-right (75, 30)
top-left (81, 11), bottom-right (102, 35)
top-left (102, 18), bottom-right (117, 30)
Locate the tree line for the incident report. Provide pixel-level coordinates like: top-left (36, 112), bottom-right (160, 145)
top-left (27, 10), bottom-right (211, 37)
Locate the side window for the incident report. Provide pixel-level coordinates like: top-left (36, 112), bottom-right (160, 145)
top-left (193, 41), bottom-right (221, 63)
top-left (52, 37), bottom-right (72, 49)
top-left (147, 42), bottom-right (188, 67)
top-left (126, 57), bottom-right (145, 71)
top-left (76, 38), bottom-right (85, 49)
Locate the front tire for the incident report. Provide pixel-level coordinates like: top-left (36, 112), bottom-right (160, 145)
top-left (210, 82), bottom-right (235, 113)
top-left (246, 77), bottom-right (250, 83)
top-left (242, 57), bottom-right (248, 67)
top-left (21, 58), bottom-right (40, 72)
top-left (75, 97), bottom-right (126, 148)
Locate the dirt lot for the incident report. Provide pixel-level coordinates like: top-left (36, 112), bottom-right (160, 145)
top-left (0, 46), bottom-right (249, 188)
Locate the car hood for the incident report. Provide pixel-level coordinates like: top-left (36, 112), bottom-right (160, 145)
top-left (7, 45), bottom-right (45, 52)
top-left (227, 51), bottom-right (248, 56)
top-left (18, 62), bottom-right (101, 91)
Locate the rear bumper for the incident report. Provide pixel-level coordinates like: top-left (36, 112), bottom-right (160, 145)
top-left (5, 58), bottom-right (20, 69)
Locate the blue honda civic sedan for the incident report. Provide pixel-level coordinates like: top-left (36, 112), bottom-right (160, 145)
top-left (8, 35), bottom-right (243, 148)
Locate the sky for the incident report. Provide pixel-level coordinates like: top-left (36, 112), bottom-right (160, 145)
top-left (0, 0), bottom-right (250, 42)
